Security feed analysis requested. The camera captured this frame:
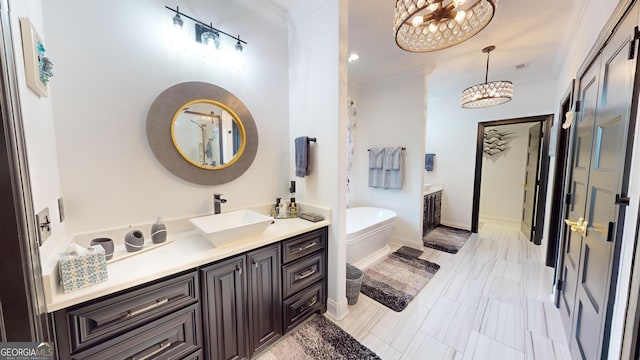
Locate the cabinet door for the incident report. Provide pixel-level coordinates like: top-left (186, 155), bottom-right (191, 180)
top-left (201, 256), bottom-right (247, 360)
top-left (247, 244), bottom-right (282, 356)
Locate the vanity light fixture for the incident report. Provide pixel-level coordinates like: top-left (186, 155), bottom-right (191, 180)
top-left (166, 5), bottom-right (247, 58)
top-left (461, 45), bottom-right (513, 109)
top-left (394, 0), bottom-right (496, 52)
top-left (235, 36), bottom-right (243, 53)
top-left (172, 6), bottom-right (184, 29)
top-left (201, 23), bottom-right (220, 49)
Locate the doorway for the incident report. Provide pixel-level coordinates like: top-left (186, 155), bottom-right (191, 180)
top-left (471, 114), bottom-right (553, 246)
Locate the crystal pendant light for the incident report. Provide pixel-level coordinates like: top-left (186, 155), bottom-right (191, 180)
top-left (461, 45), bottom-right (513, 109)
top-left (394, 0), bottom-right (496, 52)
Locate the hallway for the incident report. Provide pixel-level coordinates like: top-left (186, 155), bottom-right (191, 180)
top-left (331, 222), bottom-right (571, 359)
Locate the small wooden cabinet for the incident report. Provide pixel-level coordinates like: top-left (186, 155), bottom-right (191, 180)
top-left (281, 227), bottom-right (327, 333)
top-left (54, 271), bottom-right (202, 360)
top-left (200, 243), bottom-right (283, 360)
top-left (423, 190), bottom-right (442, 236)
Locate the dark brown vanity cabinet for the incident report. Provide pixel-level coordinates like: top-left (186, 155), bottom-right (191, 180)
top-left (281, 227), bottom-right (328, 333)
top-left (201, 243), bottom-right (282, 360)
top-left (423, 190), bottom-right (442, 236)
top-left (53, 227), bottom-right (327, 360)
top-left (53, 271), bottom-right (202, 360)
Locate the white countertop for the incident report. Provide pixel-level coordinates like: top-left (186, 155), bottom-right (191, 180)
top-left (42, 214), bottom-right (330, 312)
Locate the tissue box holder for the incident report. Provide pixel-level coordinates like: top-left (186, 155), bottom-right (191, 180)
top-left (58, 245), bottom-right (108, 293)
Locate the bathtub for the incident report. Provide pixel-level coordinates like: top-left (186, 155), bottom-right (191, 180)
top-left (346, 207), bottom-right (397, 266)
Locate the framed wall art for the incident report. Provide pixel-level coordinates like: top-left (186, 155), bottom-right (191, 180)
top-left (20, 17), bottom-right (53, 97)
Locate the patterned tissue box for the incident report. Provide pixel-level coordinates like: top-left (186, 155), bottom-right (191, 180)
top-left (58, 245), bottom-right (108, 293)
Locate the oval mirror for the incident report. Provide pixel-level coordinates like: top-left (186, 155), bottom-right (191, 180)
top-left (171, 100), bottom-right (246, 170)
top-left (146, 82), bottom-right (258, 185)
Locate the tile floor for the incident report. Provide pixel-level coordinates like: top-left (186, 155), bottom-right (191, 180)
top-left (258, 221), bottom-right (571, 359)
top-left (330, 221), bottom-right (572, 360)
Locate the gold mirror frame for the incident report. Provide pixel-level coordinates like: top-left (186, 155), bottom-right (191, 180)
top-left (147, 82), bottom-right (258, 185)
top-left (171, 99), bottom-right (247, 170)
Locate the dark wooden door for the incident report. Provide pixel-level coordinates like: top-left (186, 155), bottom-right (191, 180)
top-left (559, 6), bottom-right (637, 358)
top-left (201, 255), bottom-right (248, 360)
top-left (521, 122), bottom-right (542, 240)
top-left (247, 244), bottom-right (282, 356)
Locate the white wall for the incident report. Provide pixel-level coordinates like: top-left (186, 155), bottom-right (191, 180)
top-left (350, 67), bottom-right (427, 248)
top-left (425, 75), bottom-right (557, 230)
top-left (288, 0), bottom-right (348, 318)
top-left (9, 0), bottom-right (68, 260)
top-left (479, 123), bottom-right (532, 224)
top-left (41, 0), bottom-right (290, 235)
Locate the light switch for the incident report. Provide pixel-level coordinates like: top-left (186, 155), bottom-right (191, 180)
top-left (36, 208), bottom-right (52, 245)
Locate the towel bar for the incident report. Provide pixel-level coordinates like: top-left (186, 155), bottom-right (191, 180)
top-left (367, 147), bottom-right (406, 151)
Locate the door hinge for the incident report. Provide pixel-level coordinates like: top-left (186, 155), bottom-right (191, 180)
top-left (615, 194), bottom-right (631, 206)
top-left (557, 280), bottom-right (564, 291)
top-left (565, 193), bottom-right (572, 205)
top-left (630, 26), bottom-right (640, 60)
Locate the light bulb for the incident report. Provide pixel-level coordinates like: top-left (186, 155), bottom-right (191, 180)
top-left (348, 53), bottom-right (359, 62)
top-left (428, 3), bottom-right (439, 12)
top-left (411, 16), bottom-right (424, 26)
top-left (202, 30), bottom-right (220, 49)
top-left (428, 22), bottom-right (438, 32)
top-left (455, 10), bottom-right (466, 23)
top-left (235, 40), bottom-right (243, 53)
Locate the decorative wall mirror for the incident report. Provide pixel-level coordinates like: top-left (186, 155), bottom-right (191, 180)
top-left (147, 82), bottom-right (258, 185)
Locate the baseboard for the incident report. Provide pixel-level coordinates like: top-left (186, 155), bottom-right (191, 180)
top-left (353, 245), bottom-right (391, 270)
top-left (479, 216), bottom-right (519, 225)
top-left (440, 221), bottom-right (471, 231)
top-left (326, 297), bottom-right (349, 320)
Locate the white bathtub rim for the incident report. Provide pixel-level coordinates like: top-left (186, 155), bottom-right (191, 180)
top-left (346, 222), bottom-right (395, 245)
top-left (346, 207), bottom-right (397, 235)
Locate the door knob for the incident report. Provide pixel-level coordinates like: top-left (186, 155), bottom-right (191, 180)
top-left (564, 217), bottom-right (588, 236)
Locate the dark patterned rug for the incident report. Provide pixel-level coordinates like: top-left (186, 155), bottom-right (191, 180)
top-left (265, 315), bottom-right (380, 359)
top-left (360, 251), bottom-right (440, 312)
top-left (423, 225), bottom-right (472, 254)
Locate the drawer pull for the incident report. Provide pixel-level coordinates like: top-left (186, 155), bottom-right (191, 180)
top-left (125, 297), bottom-right (169, 319)
top-left (129, 339), bottom-right (171, 360)
top-left (295, 268), bottom-right (316, 280)
top-left (293, 242), bottom-right (317, 254)
top-left (298, 298), bottom-right (318, 314)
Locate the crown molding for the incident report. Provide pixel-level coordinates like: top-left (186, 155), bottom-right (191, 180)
top-left (236, 0), bottom-right (287, 27)
top-left (288, 0), bottom-right (327, 21)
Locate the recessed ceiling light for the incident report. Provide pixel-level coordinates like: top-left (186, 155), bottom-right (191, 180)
top-left (348, 53), bottom-right (360, 63)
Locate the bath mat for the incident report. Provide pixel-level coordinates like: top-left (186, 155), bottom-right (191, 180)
top-left (360, 251), bottom-right (439, 312)
top-left (396, 245), bottom-right (423, 258)
top-left (423, 225), bottom-right (472, 254)
top-left (264, 315), bottom-right (380, 360)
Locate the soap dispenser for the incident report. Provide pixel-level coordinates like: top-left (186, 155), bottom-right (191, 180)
top-left (151, 217), bottom-right (167, 244)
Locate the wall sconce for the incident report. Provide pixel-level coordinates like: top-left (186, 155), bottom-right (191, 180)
top-left (166, 5), bottom-right (247, 69)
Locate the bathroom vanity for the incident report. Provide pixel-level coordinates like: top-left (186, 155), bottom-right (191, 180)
top-left (423, 186), bottom-right (443, 236)
top-left (48, 220), bottom-right (328, 360)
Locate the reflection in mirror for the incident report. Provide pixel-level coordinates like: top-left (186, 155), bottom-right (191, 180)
top-left (171, 100), bottom-right (245, 170)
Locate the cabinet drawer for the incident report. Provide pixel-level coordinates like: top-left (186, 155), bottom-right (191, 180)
top-left (72, 304), bottom-right (201, 360)
top-left (282, 252), bottom-right (325, 298)
top-left (282, 228), bottom-right (327, 264)
top-left (283, 282), bottom-right (325, 333)
top-left (56, 271), bottom-right (199, 353)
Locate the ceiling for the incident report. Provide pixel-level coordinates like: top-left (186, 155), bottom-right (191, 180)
top-left (270, 0), bottom-right (584, 97)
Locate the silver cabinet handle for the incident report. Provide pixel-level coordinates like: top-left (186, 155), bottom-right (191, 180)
top-left (129, 339), bottom-right (171, 360)
top-left (295, 268), bottom-right (316, 280)
top-left (298, 298), bottom-right (318, 314)
top-left (293, 241), bottom-right (317, 254)
top-left (124, 297), bottom-right (169, 319)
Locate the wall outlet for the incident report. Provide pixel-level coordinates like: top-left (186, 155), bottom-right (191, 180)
top-left (36, 208), bottom-right (52, 245)
top-left (58, 197), bottom-right (65, 222)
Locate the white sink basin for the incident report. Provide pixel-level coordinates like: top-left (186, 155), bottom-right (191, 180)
top-left (189, 209), bottom-right (273, 246)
